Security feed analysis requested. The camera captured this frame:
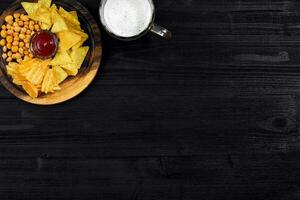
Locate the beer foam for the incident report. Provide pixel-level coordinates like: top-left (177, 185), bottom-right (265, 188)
top-left (103, 0), bottom-right (153, 37)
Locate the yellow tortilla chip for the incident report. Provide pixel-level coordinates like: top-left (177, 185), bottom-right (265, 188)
top-left (60, 64), bottom-right (78, 76)
top-left (69, 11), bottom-right (78, 21)
top-left (58, 31), bottom-right (82, 51)
top-left (51, 4), bottom-right (58, 11)
top-left (71, 30), bottom-right (88, 49)
top-left (59, 7), bottom-right (80, 26)
top-left (50, 51), bottom-right (73, 66)
top-left (53, 66), bottom-right (68, 84)
top-left (38, 0), bottom-right (52, 8)
top-left (70, 46), bottom-right (89, 69)
top-left (28, 6), bottom-right (52, 26)
top-left (51, 7), bottom-right (68, 33)
top-left (40, 22), bottom-right (52, 30)
top-left (21, 2), bottom-right (39, 15)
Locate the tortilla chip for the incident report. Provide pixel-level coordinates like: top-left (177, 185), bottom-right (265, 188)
top-left (58, 31), bottom-right (82, 51)
top-left (51, 3), bottom-right (57, 11)
top-left (69, 11), bottom-right (78, 21)
top-left (53, 66), bottom-right (68, 84)
top-left (60, 64), bottom-right (78, 76)
top-left (21, 2), bottom-right (39, 15)
top-left (50, 51), bottom-right (73, 66)
top-left (70, 46), bottom-right (89, 69)
top-left (29, 7), bottom-right (52, 25)
top-left (71, 30), bottom-right (88, 49)
top-left (40, 22), bottom-right (52, 30)
top-left (59, 7), bottom-right (80, 26)
top-left (51, 8), bottom-right (68, 33)
top-left (38, 0), bottom-right (52, 8)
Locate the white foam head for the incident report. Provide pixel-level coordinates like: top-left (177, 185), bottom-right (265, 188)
top-left (102, 0), bottom-right (153, 38)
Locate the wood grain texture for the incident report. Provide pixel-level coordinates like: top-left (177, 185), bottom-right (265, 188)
top-left (0, 0), bottom-right (102, 105)
top-left (0, 0), bottom-right (300, 199)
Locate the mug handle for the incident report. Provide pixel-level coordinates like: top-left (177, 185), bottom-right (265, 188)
top-left (150, 23), bottom-right (172, 40)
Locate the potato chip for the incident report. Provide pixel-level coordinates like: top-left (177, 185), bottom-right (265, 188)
top-left (70, 46), bottom-right (89, 69)
top-left (53, 66), bottom-right (68, 84)
top-left (60, 64), bottom-right (78, 76)
top-left (22, 81), bottom-right (39, 98)
top-left (25, 59), bottom-right (50, 85)
top-left (18, 59), bottom-right (39, 75)
top-left (59, 7), bottom-right (80, 26)
top-left (50, 51), bottom-right (73, 66)
top-left (58, 31), bottom-right (82, 51)
top-left (21, 2), bottom-right (39, 15)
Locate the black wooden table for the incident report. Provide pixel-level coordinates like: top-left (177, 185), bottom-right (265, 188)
top-left (1, 0), bottom-right (300, 199)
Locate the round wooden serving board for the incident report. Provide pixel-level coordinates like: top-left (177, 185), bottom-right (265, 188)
top-left (0, 0), bottom-right (102, 105)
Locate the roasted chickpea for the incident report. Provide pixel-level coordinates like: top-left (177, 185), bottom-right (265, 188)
top-left (14, 36), bottom-right (19, 42)
top-left (18, 47), bottom-right (24, 54)
top-left (20, 15), bottom-right (29, 21)
top-left (19, 42), bottom-right (24, 47)
top-left (6, 30), bottom-right (13, 35)
top-left (19, 34), bottom-right (25, 40)
top-left (24, 38), bottom-right (30, 44)
top-left (0, 39), bottom-right (6, 46)
top-left (21, 27), bottom-right (26, 34)
top-left (4, 15), bottom-right (13, 23)
top-left (24, 21), bottom-right (29, 26)
top-left (11, 46), bottom-right (18, 53)
top-left (15, 53), bottom-right (21, 59)
top-left (6, 57), bottom-right (12, 62)
top-left (0, 30), bottom-right (7, 38)
top-left (14, 26), bottom-right (21, 32)
top-left (34, 24), bottom-right (40, 31)
top-left (26, 30), bottom-right (31, 35)
top-left (13, 13), bottom-right (20, 19)
top-left (1, 25), bottom-right (6, 30)
top-left (29, 24), bottom-right (34, 31)
top-left (13, 22), bottom-right (18, 27)
top-left (6, 43), bottom-right (11, 49)
top-left (18, 21), bottom-right (24, 27)
top-left (2, 53), bottom-right (7, 59)
top-left (6, 35), bottom-right (13, 43)
top-left (17, 58), bottom-right (22, 63)
top-left (2, 46), bottom-right (7, 52)
top-left (13, 32), bottom-right (19, 37)
top-left (7, 51), bottom-right (12, 57)
top-left (25, 43), bottom-right (30, 49)
top-left (12, 41), bottom-right (18, 46)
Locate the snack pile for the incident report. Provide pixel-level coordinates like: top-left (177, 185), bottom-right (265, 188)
top-left (1, 0), bottom-right (89, 98)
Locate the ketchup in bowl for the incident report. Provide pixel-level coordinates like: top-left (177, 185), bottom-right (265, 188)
top-left (30, 30), bottom-right (58, 59)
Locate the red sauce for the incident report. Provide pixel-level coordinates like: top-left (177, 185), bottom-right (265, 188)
top-left (30, 31), bottom-right (58, 59)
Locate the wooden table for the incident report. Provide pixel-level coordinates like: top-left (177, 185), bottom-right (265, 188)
top-left (0, 0), bottom-right (299, 199)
